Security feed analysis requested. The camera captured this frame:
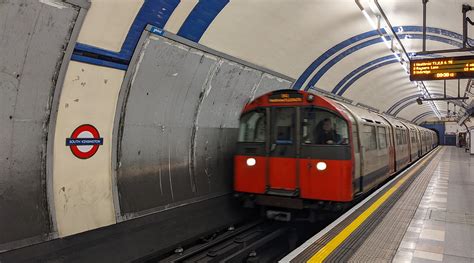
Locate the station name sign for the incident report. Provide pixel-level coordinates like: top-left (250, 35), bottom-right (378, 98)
top-left (410, 55), bottom-right (474, 81)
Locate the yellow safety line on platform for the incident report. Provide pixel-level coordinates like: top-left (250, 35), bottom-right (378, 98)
top-left (307, 148), bottom-right (440, 263)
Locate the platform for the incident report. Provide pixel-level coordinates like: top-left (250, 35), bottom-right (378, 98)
top-left (281, 146), bottom-right (474, 263)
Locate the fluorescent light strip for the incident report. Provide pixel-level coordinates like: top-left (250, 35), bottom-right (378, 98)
top-left (359, 0), bottom-right (441, 120)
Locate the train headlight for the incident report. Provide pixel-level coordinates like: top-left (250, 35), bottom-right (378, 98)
top-left (316, 161), bottom-right (327, 171)
top-left (246, 158), bottom-right (256, 167)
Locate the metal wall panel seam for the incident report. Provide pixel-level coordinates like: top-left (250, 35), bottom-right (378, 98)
top-left (45, 5), bottom-right (88, 240)
top-left (188, 58), bottom-right (222, 195)
top-left (110, 30), bottom-right (152, 222)
top-left (177, 0), bottom-right (229, 42)
top-left (148, 25), bottom-right (295, 82)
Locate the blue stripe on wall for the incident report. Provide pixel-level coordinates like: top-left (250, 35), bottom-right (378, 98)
top-left (71, 54), bottom-right (129, 70)
top-left (72, 0), bottom-right (180, 69)
top-left (296, 26), bottom-right (473, 90)
top-left (386, 94), bottom-right (422, 114)
top-left (337, 59), bottom-right (398, 95)
top-left (414, 111), bottom-right (446, 123)
top-left (333, 54), bottom-right (441, 95)
top-left (392, 93), bottom-right (447, 116)
top-left (177, 0), bottom-right (230, 42)
top-left (308, 34), bottom-right (463, 92)
top-left (292, 30), bottom-right (381, 89)
top-left (332, 55), bottom-right (395, 94)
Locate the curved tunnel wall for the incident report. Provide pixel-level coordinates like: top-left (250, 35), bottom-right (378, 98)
top-left (115, 31), bottom-right (292, 218)
top-left (0, 0), bottom-right (79, 249)
top-left (1, 0), bottom-right (472, 257)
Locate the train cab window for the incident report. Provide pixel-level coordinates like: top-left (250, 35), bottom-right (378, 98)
top-left (301, 108), bottom-right (349, 145)
top-left (378, 127), bottom-right (387, 149)
top-left (238, 110), bottom-right (266, 143)
top-left (363, 125), bottom-right (377, 150)
top-left (273, 107), bottom-right (295, 144)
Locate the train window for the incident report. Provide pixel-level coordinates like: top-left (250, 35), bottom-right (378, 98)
top-left (378, 127), bottom-right (387, 149)
top-left (273, 107), bottom-right (294, 143)
top-left (301, 108), bottom-right (349, 145)
top-left (363, 125), bottom-right (377, 150)
top-left (396, 129), bottom-right (402, 145)
top-left (352, 124), bottom-right (359, 153)
top-left (238, 110), bottom-right (266, 143)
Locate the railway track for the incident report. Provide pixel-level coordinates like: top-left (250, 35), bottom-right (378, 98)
top-left (149, 220), bottom-right (296, 263)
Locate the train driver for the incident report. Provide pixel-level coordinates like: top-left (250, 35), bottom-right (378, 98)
top-left (315, 118), bottom-right (341, 145)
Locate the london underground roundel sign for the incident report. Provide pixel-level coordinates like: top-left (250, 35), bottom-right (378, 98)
top-left (66, 124), bottom-right (103, 159)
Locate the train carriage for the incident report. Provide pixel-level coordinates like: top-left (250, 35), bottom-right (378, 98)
top-left (234, 90), bottom-right (437, 211)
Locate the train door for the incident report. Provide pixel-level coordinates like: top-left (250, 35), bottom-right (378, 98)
top-left (267, 107), bottom-right (299, 195)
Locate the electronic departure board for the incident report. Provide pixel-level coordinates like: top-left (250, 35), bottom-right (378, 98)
top-left (410, 55), bottom-right (474, 81)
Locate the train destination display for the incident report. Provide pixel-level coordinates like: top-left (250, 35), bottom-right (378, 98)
top-left (410, 55), bottom-right (474, 81)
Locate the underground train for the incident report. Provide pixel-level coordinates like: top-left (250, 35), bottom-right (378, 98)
top-left (234, 89), bottom-right (437, 212)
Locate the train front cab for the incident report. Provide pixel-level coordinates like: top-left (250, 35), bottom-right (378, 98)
top-left (234, 91), bottom-right (355, 208)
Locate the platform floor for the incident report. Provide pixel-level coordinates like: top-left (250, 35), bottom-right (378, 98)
top-left (281, 146), bottom-right (474, 263)
top-left (392, 147), bottom-right (474, 263)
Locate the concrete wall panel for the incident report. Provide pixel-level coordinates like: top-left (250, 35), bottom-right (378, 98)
top-left (53, 62), bottom-right (122, 237)
top-left (0, 0), bottom-right (78, 247)
top-left (116, 33), bottom-right (291, 217)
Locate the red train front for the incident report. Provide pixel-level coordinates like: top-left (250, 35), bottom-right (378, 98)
top-left (234, 89), bottom-right (354, 211)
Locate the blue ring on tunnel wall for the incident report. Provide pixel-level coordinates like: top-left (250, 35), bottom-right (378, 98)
top-left (177, 0), bottom-right (230, 42)
top-left (387, 94), bottom-right (423, 114)
top-left (332, 55), bottom-right (395, 94)
top-left (388, 92), bottom-right (447, 115)
top-left (392, 93), bottom-right (450, 116)
top-left (307, 33), bottom-right (463, 92)
top-left (72, 0), bottom-right (181, 69)
top-left (333, 53), bottom-right (442, 95)
top-left (412, 110), bottom-right (447, 123)
top-left (292, 30), bottom-right (380, 89)
top-left (296, 26), bottom-right (473, 90)
top-left (336, 59), bottom-right (398, 96)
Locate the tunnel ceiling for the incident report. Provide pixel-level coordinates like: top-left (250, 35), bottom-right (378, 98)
top-left (78, 0), bottom-right (474, 124)
top-left (197, 0), bottom-right (474, 123)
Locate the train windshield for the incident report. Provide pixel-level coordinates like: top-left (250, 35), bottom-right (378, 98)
top-left (238, 110), bottom-right (266, 142)
top-left (302, 108), bottom-right (349, 145)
